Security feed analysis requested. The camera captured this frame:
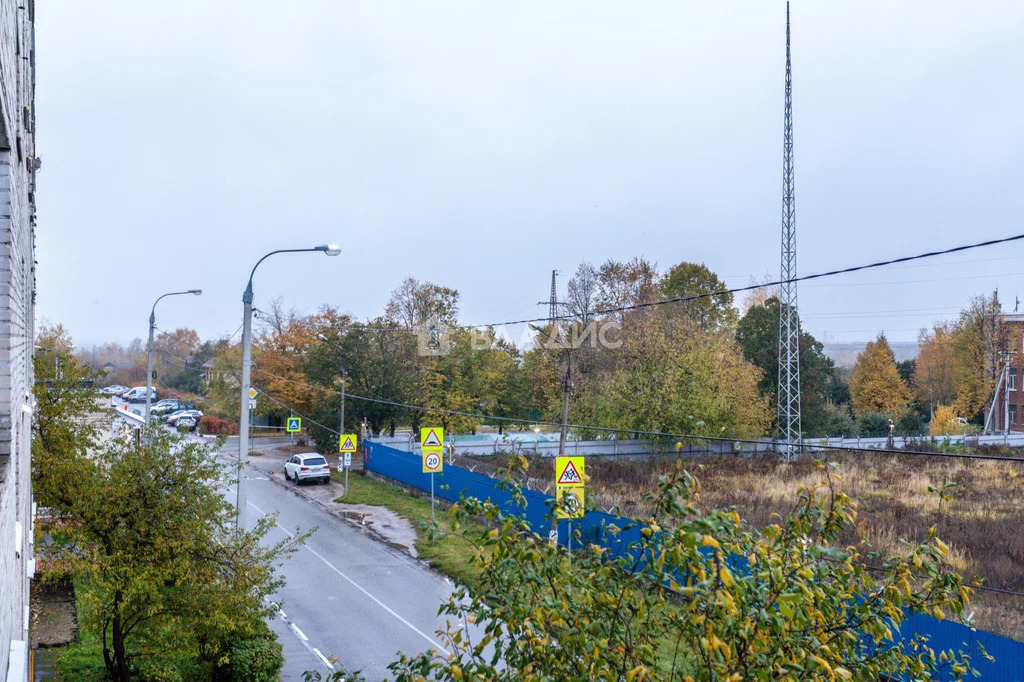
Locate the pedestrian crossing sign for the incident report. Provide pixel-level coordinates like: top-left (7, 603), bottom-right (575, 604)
top-left (555, 456), bottom-right (585, 488)
top-left (286, 417), bottom-right (302, 433)
top-left (339, 434), bottom-right (358, 453)
top-left (420, 427), bottom-right (444, 449)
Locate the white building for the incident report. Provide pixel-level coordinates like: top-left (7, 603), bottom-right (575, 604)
top-left (0, 0), bottom-right (35, 678)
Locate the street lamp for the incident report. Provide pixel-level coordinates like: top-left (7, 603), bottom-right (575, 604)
top-left (237, 245), bottom-right (340, 530)
top-left (317, 333), bottom-right (347, 437)
top-left (146, 289), bottom-right (202, 427)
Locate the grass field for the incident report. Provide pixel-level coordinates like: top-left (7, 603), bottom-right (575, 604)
top-left (459, 449), bottom-right (1024, 641)
top-left (332, 470), bottom-right (488, 588)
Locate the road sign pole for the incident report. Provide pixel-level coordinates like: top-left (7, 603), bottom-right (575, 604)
top-left (431, 473), bottom-right (435, 528)
top-left (568, 520), bottom-right (572, 568)
top-left (344, 462), bottom-right (349, 499)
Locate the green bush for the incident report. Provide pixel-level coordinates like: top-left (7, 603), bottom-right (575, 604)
top-left (895, 411), bottom-right (926, 437)
top-left (856, 411), bottom-right (891, 438)
top-left (215, 623), bottom-right (283, 682)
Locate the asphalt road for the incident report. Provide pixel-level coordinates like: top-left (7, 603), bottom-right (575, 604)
top-left (218, 442), bottom-right (471, 681)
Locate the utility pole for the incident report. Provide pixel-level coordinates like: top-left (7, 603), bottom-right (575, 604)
top-left (559, 361), bottom-right (570, 455)
top-left (339, 365), bottom-right (346, 435)
top-left (776, 1), bottom-right (802, 458)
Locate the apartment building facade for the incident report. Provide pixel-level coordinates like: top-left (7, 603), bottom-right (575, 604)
top-left (993, 313), bottom-right (1024, 433)
top-left (0, 0), bottom-right (36, 678)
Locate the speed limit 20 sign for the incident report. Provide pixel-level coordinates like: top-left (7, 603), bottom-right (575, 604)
top-left (422, 450), bottom-right (443, 473)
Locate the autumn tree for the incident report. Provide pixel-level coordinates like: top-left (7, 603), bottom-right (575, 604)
top-left (950, 293), bottom-right (1005, 419)
top-left (914, 323), bottom-right (957, 419)
top-left (849, 333), bottom-right (912, 417)
top-left (659, 261), bottom-right (737, 332)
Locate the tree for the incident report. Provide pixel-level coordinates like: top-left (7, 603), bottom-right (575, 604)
top-left (914, 324), bottom-right (957, 419)
top-left (734, 298), bottom-right (848, 436)
top-left (565, 262), bottom-right (601, 323)
top-left (33, 325), bottom-right (104, 508)
top-left (596, 257), bottom-right (660, 315)
top-left (659, 261), bottom-right (737, 332)
top-left (385, 277), bottom-right (460, 329)
top-left (37, 426), bottom-right (300, 681)
top-left (849, 334), bottom-right (912, 418)
top-left (950, 293), bottom-right (1005, 419)
top-left (309, 461), bottom-right (978, 681)
top-left (930, 404), bottom-right (967, 436)
top-left (580, 315), bottom-right (771, 439)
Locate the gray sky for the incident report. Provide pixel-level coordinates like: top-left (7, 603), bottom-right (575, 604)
top-left (36, 1), bottom-right (1024, 348)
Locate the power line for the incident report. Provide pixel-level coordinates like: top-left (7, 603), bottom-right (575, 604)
top-left (249, 367), bottom-right (1024, 464)
top-left (449, 232), bottom-right (1024, 330)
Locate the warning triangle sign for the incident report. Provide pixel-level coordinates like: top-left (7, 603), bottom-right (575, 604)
top-left (422, 429), bottom-right (442, 447)
top-left (557, 460), bottom-right (583, 485)
top-left (341, 437), bottom-right (354, 451)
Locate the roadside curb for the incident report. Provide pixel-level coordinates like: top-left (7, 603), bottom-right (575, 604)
top-left (260, 466), bottom-right (420, 558)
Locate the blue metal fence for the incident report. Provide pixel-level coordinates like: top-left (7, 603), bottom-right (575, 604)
top-left (363, 441), bottom-right (1024, 680)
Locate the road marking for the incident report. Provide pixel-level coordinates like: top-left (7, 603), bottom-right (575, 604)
top-left (313, 648), bottom-right (335, 670)
top-left (247, 500), bottom-right (450, 654)
top-left (290, 623), bottom-right (309, 641)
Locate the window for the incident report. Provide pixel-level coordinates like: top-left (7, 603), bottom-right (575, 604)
top-left (1010, 405), bottom-right (1017, 426)
top-left (305, 457), bottom-right (327, 466)
top-left (1010, 367), bottom-right (1018, 392)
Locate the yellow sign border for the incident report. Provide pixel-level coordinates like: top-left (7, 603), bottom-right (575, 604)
top-left (420, 427), bottom-right (444, 449)
top-left (556, 488), bottom-right (584, 519)
top-left (555, 456), bottom-right (585, 488)
top-left (285, 417), bottom-right (302, 433)
top-left (339, 434), bottom-right (358, 453)
top-left (422, 449), bottom-right (444, 473)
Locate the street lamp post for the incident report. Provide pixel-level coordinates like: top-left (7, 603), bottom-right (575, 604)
top-left (237, 245), bottom-right (340, 530)
top-left (146, 289), bottom-right (202, 427)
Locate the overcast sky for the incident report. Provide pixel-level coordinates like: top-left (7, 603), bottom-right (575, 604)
top-left (35, 1), bottom-right (1024, 348)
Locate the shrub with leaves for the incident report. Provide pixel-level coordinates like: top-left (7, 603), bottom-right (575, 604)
top-left (309, 458), bottom-right (983, 681)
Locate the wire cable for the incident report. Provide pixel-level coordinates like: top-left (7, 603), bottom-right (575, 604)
top-left (451, 232), bottom-right (1024, 329)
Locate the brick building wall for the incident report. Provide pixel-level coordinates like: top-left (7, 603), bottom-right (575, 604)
top-left (0, 0), bottom-right (35, 678)
top-left (995, 314), bottom-right (1024, 433)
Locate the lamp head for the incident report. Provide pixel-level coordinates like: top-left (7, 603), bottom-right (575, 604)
top-left (316, 244), bottom-right (342, 257)
top-left (189, 289), bottom-right (202, 296)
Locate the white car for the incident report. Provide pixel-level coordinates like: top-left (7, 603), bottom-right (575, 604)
top-left (284, 454), bottom-right (331, 485)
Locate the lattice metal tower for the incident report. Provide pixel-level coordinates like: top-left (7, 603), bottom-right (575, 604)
top-left (777, 1), bottom-right (802, 453)
top-left (548, 270), bottom-right (559, 328)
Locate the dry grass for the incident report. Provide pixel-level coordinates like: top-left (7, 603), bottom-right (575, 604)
top-left (461, 450), bottom-right (1024, 641)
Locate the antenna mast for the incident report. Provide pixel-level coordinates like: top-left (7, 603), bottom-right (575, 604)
top-left (777, 1), bottom-right (802, 455)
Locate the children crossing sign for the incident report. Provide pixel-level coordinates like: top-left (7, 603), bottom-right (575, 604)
top-left (339, 434), bottom-right (358, 453)
top-left (286, 417), bottom-right (302, 433)
top-left (420, 427), bottom-right (444, 449)
top-left (555, 456), bottom-right (585, 487)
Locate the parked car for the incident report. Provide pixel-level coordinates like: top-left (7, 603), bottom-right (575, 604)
top-left (175, 415), bottom-right (198, 431)
top-left (123, 386), bottom-right (157, 403)
top-left (101, 385), bottom-right (128, 395)
top-left (284, 454), bottom-right (331, 485)
top-left (149, 399), bottom-right (180, 416)
top-left (166, 409), bottom-right (203, 426)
